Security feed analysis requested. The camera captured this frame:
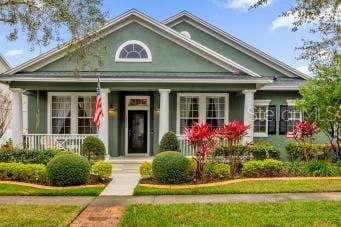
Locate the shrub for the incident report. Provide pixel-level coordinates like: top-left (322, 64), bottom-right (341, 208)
top-left (284, 162), bottom-right (308, 177)
top-left (93, 161), bottom-right (112, 181)
top-left (204, 162), bottom-right (230, 179)
top-left (81, 136), bottom-right (105, 162)
top-left (158, 132), bottom-right (180, 152)
top-left (248, 143), bottom-right (281, 160)
top-left (286, 142), bottom-right (332, 162)
top-left (242, 159), bottom-right (285, 178)
top-left (186, 157), bottom-right (197, 180)
top-left (0, 149), bottom-right (60, 165)
top-left (139, 162), bottom-right (152, 179)
top-left (303, 160), bottom-right (340, 177)
top-left (47, 154), bottom-right (91, 186)
top-left (0, 162), bottom-right (47, 183)
top-left (152, 151), bottom-right (190, 184)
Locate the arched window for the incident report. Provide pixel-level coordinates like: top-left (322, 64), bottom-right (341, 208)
top-left (115, 40), bottom-right (152, 62)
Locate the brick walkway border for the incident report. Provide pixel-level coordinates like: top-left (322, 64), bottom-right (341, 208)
top-left (139, 177), bottom-right (341, 189)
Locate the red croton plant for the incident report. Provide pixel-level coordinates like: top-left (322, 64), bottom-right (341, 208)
top-left (185, 121), bottom-right (249, 179)
top-left (289, 121), bottom-right (319, 161)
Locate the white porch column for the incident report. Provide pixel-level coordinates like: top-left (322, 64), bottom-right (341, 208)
top-left (99, 89), bottom-right (110, 159)
top-left (158, 89), bottom-right (171, 142)
top-left (10, 89), bottom-right (23, 147)
top-left (242, 90), bottom-right (256, 144)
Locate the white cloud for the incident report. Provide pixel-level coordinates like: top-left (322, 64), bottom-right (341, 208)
top-left (212, 0), bottom-right (273, 11)
top-left (270, 13), bottom-right (296, 30)
top-left (5, 49), bottom-right (23, 57)
top-left (296, 66), bottom-right (312, 75)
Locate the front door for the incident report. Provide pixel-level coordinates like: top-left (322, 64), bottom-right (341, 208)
top-left (128, 110), bottom-right (148, 154)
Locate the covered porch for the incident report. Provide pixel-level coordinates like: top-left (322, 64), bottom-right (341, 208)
top-left (6, 72), bottom-right (272, 157)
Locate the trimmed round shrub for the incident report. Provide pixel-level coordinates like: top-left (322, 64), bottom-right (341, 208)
top-left (93, 161), bottom-right (112, 181)
top-left (204, 162), bottom-right (231, 179)
top-left (152, 151), bottom-right (190, 184)
top-left (242, 159), bottom-right (284, 178)
top-left (47, 154), bottom-right (91, 186)
top-left (158, 132), bottom-right (180, 153)
top-left (139, 162), bottom-right (152, 179)
top-left (81, 136), bottom-right (105, 162)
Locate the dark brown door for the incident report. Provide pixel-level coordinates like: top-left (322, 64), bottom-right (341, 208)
top-left (128, 110), bottom-right (148, 154)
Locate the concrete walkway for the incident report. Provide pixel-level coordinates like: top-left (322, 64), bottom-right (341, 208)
top-left (100, 163), bottom-right (141, 196)
top-left (92, 192), bottom-right (341, 206)
top-left (0, 196), bottom-right (95, 205)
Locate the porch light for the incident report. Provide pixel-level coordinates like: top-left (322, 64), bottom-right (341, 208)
top-left (108, 104), bottom-right (117, 115)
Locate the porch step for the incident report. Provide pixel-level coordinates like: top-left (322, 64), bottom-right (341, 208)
top-left (112, 164), bottom-right (140, 174)
top-left (107, 156), bottom-right (153, 164)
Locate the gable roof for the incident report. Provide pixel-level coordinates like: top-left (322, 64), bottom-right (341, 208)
top-left (0, 54), bottom-right (10, 73)
top-left (164, 11), bottom-right (309, 80)
top-left (5, 9), bottom-right (262, 78)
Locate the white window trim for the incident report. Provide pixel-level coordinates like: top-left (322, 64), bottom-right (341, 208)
top-left (253, 99), bottom-right (271, 138)
top-left (176, 93), bottom-right (229, 135)
top-left (125, 96), bottom-right (150, 156)
top-left (115, 40), bottom-right (152, 63)
top-left (286, 99), bottom-right (303, 137)
top-left (47, 92), bottom-right (97, 134)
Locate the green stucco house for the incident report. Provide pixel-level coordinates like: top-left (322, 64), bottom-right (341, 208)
top-left (0, 10), bottom-right (311, 158)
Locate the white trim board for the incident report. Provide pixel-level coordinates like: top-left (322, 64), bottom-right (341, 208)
top-left (125, 96), bottom-right (150, 156)
top-left (164, 11), bottom-right (309, 80)
top-left (6, 9), bottom-right (262, 78)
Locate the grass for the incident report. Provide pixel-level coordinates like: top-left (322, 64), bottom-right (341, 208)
top-left (0, 204), bottom-right (83, 227)
top-left (134, 179), bottom-right (341, 195)
top-left (119, 201), bottom-right (341, 226)
top-left (0, 183), bottom-right (105, 196)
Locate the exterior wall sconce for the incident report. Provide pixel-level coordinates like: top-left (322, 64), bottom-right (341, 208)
top-left (155, 107), bottom-right (160, 114)
top-left (108, 104), bottom-right (117, 115)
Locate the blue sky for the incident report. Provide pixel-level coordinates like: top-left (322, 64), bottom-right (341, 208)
top-left (0, 0), bottom-right (313, 74)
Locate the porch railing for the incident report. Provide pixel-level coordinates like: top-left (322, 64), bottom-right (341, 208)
top-left (177, 135), bottom-right (233, 157)
top-left (23, 134), bottom-right (98, 155)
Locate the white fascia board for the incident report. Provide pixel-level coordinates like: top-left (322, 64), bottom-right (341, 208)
top-left (6, 9), bottom-right (262, 78)
top-left (164, 12), bottom-right (309, 80)
top-left (259, 86), bottom-right (300, 91)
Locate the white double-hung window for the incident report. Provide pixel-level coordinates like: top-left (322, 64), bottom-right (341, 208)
top-left (48, 93), bottom-right (97, 135)
top-left (286, 99), bottom-right (302, 135)
top-left (177, 93), bottom-right (229, 134)
top-left (253, 100), bottom-right (271, 137)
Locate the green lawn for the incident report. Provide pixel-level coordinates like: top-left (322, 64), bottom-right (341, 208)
top-left (0, 204), bottom-right (83, 227)
top-left (120, 201), bottom-right (341, 226)
top-left (0, 183), bottom-right (105, 196)
top-left (134, 179), bottom-right (341, 195)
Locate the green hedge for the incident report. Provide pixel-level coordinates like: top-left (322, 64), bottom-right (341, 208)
top-left (286, 142), bottom-right (332, 162)
top-left (152, 151), bottom-right (190, 184)
top-left (0, 149), bottom-right (60, 165)
top-left (247, 143), bottom-right (281, 160)
top-left (0, 162), bottom-right (47, 183)
top-left (158, 132), bottom-right (180, 153)
top-left (242, 159), bottom-right (285, 178)
top-left (47, 154), bottom-right (91, 186)
top-left (204, 162), bottom-right (230, 179)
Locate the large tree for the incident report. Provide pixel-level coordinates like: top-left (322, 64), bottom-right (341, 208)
top-left (295, 56), bottom-right (341, 152)
top-left (0, 0), bottom-right (106, 69)
top-left (252, 0), bottom-right (340, 69)
top-left (0, 90), bottom-right (11, 139)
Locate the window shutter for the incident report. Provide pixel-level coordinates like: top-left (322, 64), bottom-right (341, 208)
top-left (279, 105), bottom-right (288, 135)
top-left (268, 105), bottom-right (276, 135)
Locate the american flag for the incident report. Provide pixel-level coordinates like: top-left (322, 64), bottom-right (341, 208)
top-left (93, 76), bottom-right (103, 128)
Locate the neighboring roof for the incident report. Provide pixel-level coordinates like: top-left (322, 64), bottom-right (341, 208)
top-left (6, 9), bottom-right (263, 78)
top-left (0, 53), bottom-right (10, 73)
top-left (259, 78), bottom-right (306, 90)
top-left (164, 11), bottom-right (309, 80)
top-left (1, 72), bottom-right (273, 83)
